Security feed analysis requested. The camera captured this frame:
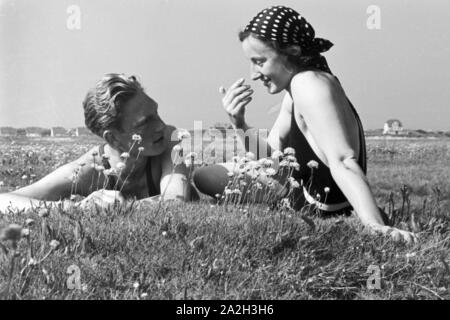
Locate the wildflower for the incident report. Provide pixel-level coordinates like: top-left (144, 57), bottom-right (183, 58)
top-left (215, 194), bottom-right (221, 199)
top-left (133, 282), bottom-right (140, 289)
top-left (290, 162), bottom-right (300, 171)
top-left (140, 293), bottom-right (148, 298)
top-left (284, 147), bottom-right (296, 156)
top-left (49, 240), bottom-right (60, 250)
top-left (132, 134), bottom-right (142, 143)
top-left (0, 224), bottom-right (22, 243)
top-left (172, 144), bottom-right (182, 153)
top-left (232, 189), bottom-right (242, 195)
top-left (264, 159), bottom-right (274, 168)
top-left (265, 168), bottom-right (276, 176)
top-left (116, 162), bottom-right (126, 171)
top-left (177, 129), bottom-right (191, 141)
top-left (324, 187), bottom-right (330, 193)
top-left (94, 165), bottom-right (105, 172)
top-left (25, 218), bottom-right (35, 227)
top-left (138, 146), bottom-right (145, 153)
top-left (28, 258), bottom-right (37, 266)
top-left (0, 181), bottom-right (4, 187)
top-left (224, 188), bottom-right (232, 195)
top-left (316, 193), bottom-right (321, 201)
top-left (161, 231), bottom-right (167, 237)
top-left (256, 182), bottom-right (263, 189)
top-left (289, 177), bottom-right (300, 189)
top-left (307, 160), bottom-right (319, 169)
top-left (227, 172), bottom-right (234, 177)
top-left (21, 228), bottom-right (30, 237)
top-left (21, 175), bottom-right (28, 180)
top-left (286, 155), bottom-right (297, 163)
top-left (120, 152), bottom-right (130, 160)
top-left (245, 152), bottom-right (256, 161)
top-left (104, 168), bottom-right (118, 176)
top-left (279, 160), bottom-right (289, 167)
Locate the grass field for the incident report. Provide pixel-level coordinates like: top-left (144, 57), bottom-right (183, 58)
top-left (0, 135), bottom-right (449, 300)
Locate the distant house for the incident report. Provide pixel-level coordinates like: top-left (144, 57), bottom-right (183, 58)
top-left (50, 127), bottom-right (68, 137)
top-left (0, 127), bottom-right (17, 136)
top-left (68, 127), bottom-right (93, 137)
top-left (25, 127), bottom-right (46, 137)
top-left (16, 128), bottom-right (27, 136)
top-left (383, 119), bottom-right (404, 135)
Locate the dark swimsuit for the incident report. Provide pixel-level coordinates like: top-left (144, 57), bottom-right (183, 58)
top-left (287, 93), bottom-right (366, 214)
top-left (99, 144), bottom-right (159, 197)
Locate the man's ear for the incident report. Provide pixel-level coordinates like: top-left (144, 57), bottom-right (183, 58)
top-left (102, 130), bottom-right (117, 146)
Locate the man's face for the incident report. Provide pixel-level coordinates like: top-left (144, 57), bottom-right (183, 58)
top-left (113, 91), bottom-right (168, 156)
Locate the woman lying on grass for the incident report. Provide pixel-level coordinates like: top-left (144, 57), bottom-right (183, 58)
top-left (193, 5), bottom-right (417, 243)
top-left (0, 73), bottom-right (198, 213)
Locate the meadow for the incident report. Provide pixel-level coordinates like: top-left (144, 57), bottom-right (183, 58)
top-left (0, 135), bottom-right (449, 300)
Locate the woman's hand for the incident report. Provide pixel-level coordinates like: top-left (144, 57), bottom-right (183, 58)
top-left (220, 78), bottom-right (253, 129)
top-left (370, 224), bottom-right (419, 244)
top-left (78, 189), bottom-right (125, 210)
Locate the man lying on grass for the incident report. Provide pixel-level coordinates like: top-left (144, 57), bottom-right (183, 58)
top-left (0, 73), bottom-right (198, 213)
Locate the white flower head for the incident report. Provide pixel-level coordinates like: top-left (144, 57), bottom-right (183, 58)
top-left (138, 146), bottom-right (145, 153)
top-left (307, 160), bottom-right (319, 169)
top-left (120, 152), bottom-right (130, 160)
top-left (116, 162), bottom-right (126, 171)
top-left (132, 134), bottom-right (142, 143)
top-left (49, 239), bottom-right (60, 250)
top-left (95, 165), bottom-right (105, 172)
top-left (271, 150), bottom-right (283, 160)
top-left (172, 144), bottom-right (182, 153)
top-left (21, 175), bottom-right (28, 180)
top-left (177, 129), bottom-right (191, 141)
top-left (227, 172), bottom-right (234, 177)
top-left (265, 168), bottom-right (277, 176)
top-left (324, 187), bottom-right (330, 193)
top-left (283, 147), bottom-right (296, 156)
top-left (290, 162), bottom-right (300, 171)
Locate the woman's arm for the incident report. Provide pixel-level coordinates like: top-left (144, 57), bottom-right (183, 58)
top-left (291, 72), bottom-right (416, 243)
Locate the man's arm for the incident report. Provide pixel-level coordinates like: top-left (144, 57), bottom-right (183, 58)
top-left (0, 151), bottom-right (96, 212)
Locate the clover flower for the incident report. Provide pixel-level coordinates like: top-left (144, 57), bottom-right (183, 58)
top-left (283, 147), bottom-right (296, 156)
top-left (120, 152), bottom-right (130, 160)
top-left (271, 150), bottom-right (283, 160)
top-left (21, 228), bottom-right (30, 237)
top-left (132, 134), bottom-right (142, 143)
top-left (265, 168), bottom-right (276, 176)
top-left (307, 160), bottom-right (319, 169)
top-left (49, 240), bottom-right (60, 250)
top-left (324, 187), bottom-right (330, 193)
top-left (290, 162), bottom-right (300, 171)
top-left (138, 146), bottom-right (145, 153)
top-left (177, 129), bottom-right (191, 141)
top-left (94, 165), bottom-right (105, 172)
top-left (286, 155), bottom-right (297, 162)
top-left (116, 162), bottom-right (126, 171)
top-left (289, 177), bottom-right (300, 189)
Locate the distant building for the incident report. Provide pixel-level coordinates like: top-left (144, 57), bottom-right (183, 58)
top-left (68, 127), bottom-right (93, 137)
top-left (16, 128), bottom-right (27, 136)
top-left (383, 119), bottom-right (404, 135)
top-left (0, 127), bottom-right (17, 136)
top-left (50, 127), bottom-right (68, 137)
top-left (25, 127), bottom-right (46, 137)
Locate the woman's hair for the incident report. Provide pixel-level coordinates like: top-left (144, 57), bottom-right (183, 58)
top-left (83, 73), bottom-right (144, 137)
top-left (238, 30), bottom-right (317, 69)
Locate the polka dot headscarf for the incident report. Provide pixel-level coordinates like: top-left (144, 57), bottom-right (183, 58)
top-left (244, 5), bottom-right (334, 74)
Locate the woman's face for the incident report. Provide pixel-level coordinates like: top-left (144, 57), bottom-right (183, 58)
top-left (242, 36), bottom-right (294, 94)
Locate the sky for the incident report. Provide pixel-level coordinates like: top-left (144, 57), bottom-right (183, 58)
top-left (1, 0), bottom-right (449, 131)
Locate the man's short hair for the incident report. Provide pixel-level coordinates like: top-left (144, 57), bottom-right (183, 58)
top-left (83, 73), bottom-right (144, 137)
